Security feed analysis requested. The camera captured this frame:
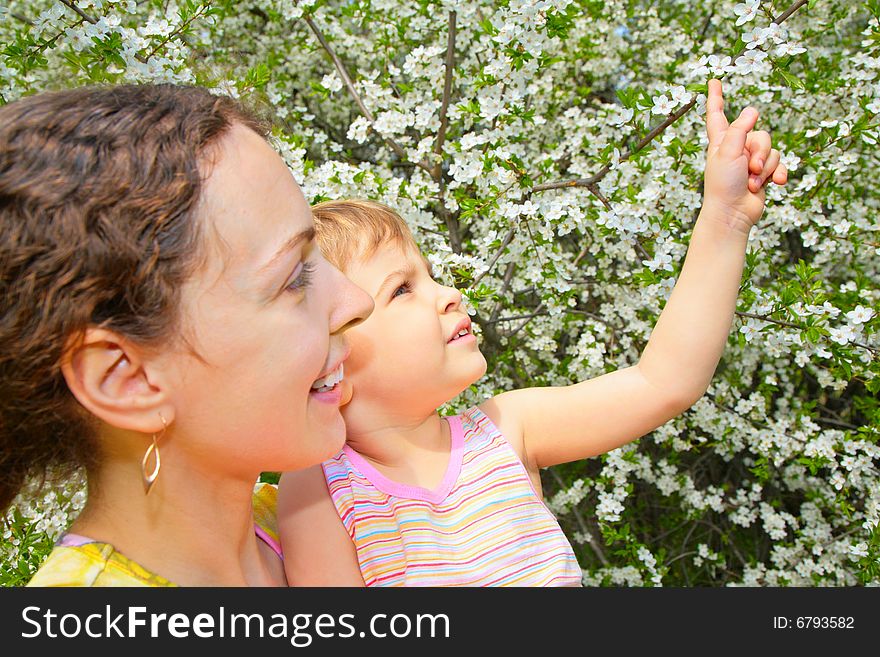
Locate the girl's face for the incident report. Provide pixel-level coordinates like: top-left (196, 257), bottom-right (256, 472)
top-left (340, 242), bottom-right (487, 423)
top-left (163, 125), bottom-right (373, 476)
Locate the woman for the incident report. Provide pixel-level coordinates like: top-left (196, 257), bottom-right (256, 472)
top-left (0, 84), bottom-right (373, 586)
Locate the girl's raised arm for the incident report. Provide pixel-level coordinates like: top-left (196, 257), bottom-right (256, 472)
top-left (486, 80), bottom-right (788, 470)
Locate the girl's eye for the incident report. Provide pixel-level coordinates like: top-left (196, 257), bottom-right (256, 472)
top-left (285, 261), bottom-right (316, 293)
top-left (391, 281), bottom-right (411, 299)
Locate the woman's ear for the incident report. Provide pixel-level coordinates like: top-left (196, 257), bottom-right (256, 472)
top-left (60, 328), bottom-right (174, 435)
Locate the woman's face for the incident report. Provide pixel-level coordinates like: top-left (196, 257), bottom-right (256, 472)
top-left (164, 124), bottom-right (373, 476)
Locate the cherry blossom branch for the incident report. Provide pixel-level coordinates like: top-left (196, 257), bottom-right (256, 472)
top-left (142, 4), bottom-right (211, 62)
top-left (815, 416), bottom-right (859, 430)
top-left (487, 308), bottom-right (546, 325)
top-left (433, 11), bottom-right (457, 181)
top-left (530, 0), bottom-right (810, 194)
top-left (548, 468), bottom-right (610, 567)
top-left (470, 225), bottom-right (516, 289)
top-left (703, 390), bottom-right (867, 448)
top-left (473, 184), bottom-right (649, 290)
top-left (736, 310), bottom-right (801, 330)
top-left (431, 13), bottom-right (460, 248)
top-left (304, 14), bottom-right (434, 175)
top-left (489, 304), bottom-right (876, 363)
top-left (694, 519), bottom-right (750, 568)
top-left (774, 0), bottom-right (809, 24)
top-left (56, 0), bottom-right (201, 64)
top-left (492, 0), bottom-right (809, 291)
top-left (506, 303), bottom-right (545, 339)
top-left (736, 311), bottom-right (878, 355)
top-left (489, 262), bottom-right (517, 324)
top-left (59, 0), bottom-right (96, 24)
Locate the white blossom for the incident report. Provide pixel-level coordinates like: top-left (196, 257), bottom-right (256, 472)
top-left (651, 94), bottom-right (675, 115)
top-left (668, 85), bottom-right (693, 107)
top-left (848, 542), bottom-right (869, 560)
top-left (733, 1), bottom-right (761, 26)
top-left (846, 305), bottom-right (875, 325)
top-left (828, 325), bottom-right (859, 345)
top-left (775, 41), bottom-right (807, 57)
top-left (320, 72), bottom-right (343, 93)
top-left (741, 26), bottom-right (769, 50)
top-left (735, 49), bottom-right (768, 75)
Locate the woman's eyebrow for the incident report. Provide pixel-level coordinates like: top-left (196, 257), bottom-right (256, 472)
top-left (375, 263), bottom-right (416, 297)
top-left (260, 226), bottom-right (317, 273)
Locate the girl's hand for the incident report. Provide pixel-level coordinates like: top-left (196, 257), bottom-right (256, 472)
top-left (703, 78), bottom-right (788, 235)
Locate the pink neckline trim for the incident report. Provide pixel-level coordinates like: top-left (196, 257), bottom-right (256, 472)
top-left (342, 415), bottom-right (464, 504)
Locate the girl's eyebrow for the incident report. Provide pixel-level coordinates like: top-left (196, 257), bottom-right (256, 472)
top-left (422, 256), bottom-right (435, 278)
top-left (375, 263), bottom-right (416, 297)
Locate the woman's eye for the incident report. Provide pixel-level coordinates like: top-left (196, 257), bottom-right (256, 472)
top-left (286, 261), bottom-right (316, 293)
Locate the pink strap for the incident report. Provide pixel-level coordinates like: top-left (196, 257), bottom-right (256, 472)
top-left (58, 525), bottom-right (283, 559)
top-left (56, 532), bottom-right (92, 547)
top-left (254, 524), bottom-right (283, 559)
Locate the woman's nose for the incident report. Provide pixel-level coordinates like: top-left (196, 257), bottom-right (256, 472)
top-left (329, 263), bottom-right (374, 334)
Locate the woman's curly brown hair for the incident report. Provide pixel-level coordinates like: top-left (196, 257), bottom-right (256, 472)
top-left (0, 84), bottom-right (268, 510)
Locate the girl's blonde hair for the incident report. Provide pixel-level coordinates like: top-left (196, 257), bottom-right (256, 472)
top-left (311, 199), bottom-right (418, 271)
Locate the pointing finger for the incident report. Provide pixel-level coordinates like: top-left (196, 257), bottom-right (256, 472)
top-left (705, 79), bottom-right (728, 146)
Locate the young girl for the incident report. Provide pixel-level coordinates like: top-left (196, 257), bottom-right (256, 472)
top-left (278, 80), bottom-right (789, 586)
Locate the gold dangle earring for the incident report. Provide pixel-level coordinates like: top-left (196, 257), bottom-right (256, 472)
top-left (142, 412), bottom-right (167, 495)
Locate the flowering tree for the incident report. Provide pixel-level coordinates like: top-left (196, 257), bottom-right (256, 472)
top-left (2, 0), bottom-right (878, 586)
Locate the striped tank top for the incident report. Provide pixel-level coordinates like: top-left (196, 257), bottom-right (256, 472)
top-left (322, 406), bottom-right (582, 586)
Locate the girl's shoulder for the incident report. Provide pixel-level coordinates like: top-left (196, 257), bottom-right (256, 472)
top-left (471, 394), bottom-right (528, 465)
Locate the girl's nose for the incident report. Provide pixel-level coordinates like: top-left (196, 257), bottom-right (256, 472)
top-left (440, 285), bottom-right (463, 314)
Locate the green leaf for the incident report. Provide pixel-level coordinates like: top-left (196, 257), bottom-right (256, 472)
top-left (778, 69), bottom-right (806, 90)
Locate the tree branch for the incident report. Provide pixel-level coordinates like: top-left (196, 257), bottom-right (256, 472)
top-left (303, 14), bottom-right (434, 174)
top-left (59, 0), bottom-right (97, 24)
top-left (815, 416), bottom-right (859, 430)
top-left (471, 225), bottom-right (516, 289)
top-left (489, 262), bottom-right (516, 324)
top-left (506, 302), bottom-right (546, 339)
top-left (774, 0), bottom-right (809, 24)
top-left (530, 0), bottom-right (810, 194)
top-left (736, 311), bottom-right (879, 354)
top-left (57, 0), bottom-right (204, 65)
top-left (549, 468), bottom-right (609, 567)
top-left (142, 5), bottom-right (210, 62)
top-left (432, 11), bottom-right (457, 181)
top-left (703, 391), bottom-right (813, 448)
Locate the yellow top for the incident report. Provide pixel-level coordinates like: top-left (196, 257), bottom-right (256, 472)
top-left (26, 482), bottom-right (280, 587)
